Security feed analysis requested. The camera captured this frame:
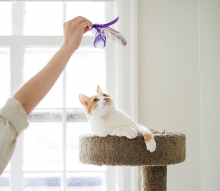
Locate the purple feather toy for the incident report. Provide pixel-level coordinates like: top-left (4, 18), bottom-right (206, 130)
top-left (90, 17), bottom-right (127, 48)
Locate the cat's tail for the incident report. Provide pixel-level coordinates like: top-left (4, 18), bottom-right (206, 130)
top-left (136, 125), bottom-right (156, 152)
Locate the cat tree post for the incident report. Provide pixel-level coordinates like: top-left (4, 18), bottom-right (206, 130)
top-left (142, 166), bottom-right (167, 191)
top-left (79, 133), bottom-right (186, 191)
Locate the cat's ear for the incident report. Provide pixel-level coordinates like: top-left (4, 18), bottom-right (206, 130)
top-left (97, 85), bottom-right (103, 94)
top-left (79, 94), bottom-right (89, 107)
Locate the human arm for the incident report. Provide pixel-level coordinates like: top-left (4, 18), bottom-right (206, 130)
top-left (13, 16), bottom-right (92, 115)
top-left (0, 16), bottom-right (92, 175)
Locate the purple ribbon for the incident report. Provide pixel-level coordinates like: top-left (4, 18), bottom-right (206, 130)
top-left (92, 17), bottom-right (119, 29)
top-left (91, 17), bottom-right (119, 48)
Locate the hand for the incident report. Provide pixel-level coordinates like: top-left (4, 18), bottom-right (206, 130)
top-left (62, 16), bottom-right (92, 53)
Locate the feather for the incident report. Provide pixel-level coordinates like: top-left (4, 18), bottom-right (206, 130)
top-left (90, 17), bottom-right (127, 48)
top-left (103, 27), bottom-right (127, 46)
top-left (90, 27), bottom-right (100, 36)
top-left (93, 33), bottom-right (106, 48)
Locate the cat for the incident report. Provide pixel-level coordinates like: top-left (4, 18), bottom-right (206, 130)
top-left (79, 85), bottom-right (156, 152)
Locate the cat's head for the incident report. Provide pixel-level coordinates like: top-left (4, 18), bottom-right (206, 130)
top-left (79, 85), bottom-right (115, 118)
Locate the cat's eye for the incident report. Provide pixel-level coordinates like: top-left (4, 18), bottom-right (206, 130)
top-left (93, 98), bottom-right (99, 102)
top-left (103, 94), bottom-right (109, 97)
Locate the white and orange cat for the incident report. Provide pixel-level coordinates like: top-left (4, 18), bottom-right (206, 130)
top-left (79, 85), bottom-right (156, 152)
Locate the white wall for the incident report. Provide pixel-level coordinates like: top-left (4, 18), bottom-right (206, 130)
top-left (199, 0), bottom-right (220, 190)
top-left (138, 0), bottom-right (201, 190)
top-left (138, 0), bottom-right (220, 190)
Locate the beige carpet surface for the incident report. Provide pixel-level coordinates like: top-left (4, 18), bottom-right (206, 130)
top-left (79, 132), bottom-right (186, 166)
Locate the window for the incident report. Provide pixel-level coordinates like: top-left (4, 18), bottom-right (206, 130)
top-left (0, 1), bottom-right (113, 191)
top-left (0, 48), bottom-right (10, 107)
top-left (0, 47), bottom-right (11, 191)
top-left (0, 1), bottom-right (138, 191)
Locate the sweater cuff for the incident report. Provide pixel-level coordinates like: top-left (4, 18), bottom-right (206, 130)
top-left (0, 98), bottom-right (29, 135)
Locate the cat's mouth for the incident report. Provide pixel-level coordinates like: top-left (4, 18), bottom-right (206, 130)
top-left (102, 100), bottom-right (110, 108)
top-left (103, 102), bottom-right (108, 108)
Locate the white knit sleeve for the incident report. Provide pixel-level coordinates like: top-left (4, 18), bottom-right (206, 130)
top-left (0, 98), bottom-right (29, 174)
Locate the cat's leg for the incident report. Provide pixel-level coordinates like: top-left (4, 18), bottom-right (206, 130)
top-left (109, 127), bottom-right (138, 139)
top-left (136, 125), bottom-right (156, 152)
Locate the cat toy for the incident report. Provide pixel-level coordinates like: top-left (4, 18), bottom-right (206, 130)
top-left (162, 129), bottom-right (166, 135)
top-left (90, 17), bottom-right (127, 48)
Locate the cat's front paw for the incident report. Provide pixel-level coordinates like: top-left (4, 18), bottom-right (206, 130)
top-left (146, 138), bottom-right (156, 152)
top-left (124, 127), bottom-right (138, 139)
top-left (110, 127), bottom-right (138, 139)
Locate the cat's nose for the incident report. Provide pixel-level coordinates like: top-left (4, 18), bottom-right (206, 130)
top-left (104, 98), bottom-right (110, 102)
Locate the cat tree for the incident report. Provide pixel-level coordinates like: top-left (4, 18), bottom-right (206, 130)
top-left (79, 132), bottom-right (186, 191)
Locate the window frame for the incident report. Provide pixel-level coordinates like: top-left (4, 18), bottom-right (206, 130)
top-left (0, 0), bottom-right (138, 191)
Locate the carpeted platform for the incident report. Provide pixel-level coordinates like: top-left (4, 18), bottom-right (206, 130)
top-left (79, 132), bottom-right (186, 191)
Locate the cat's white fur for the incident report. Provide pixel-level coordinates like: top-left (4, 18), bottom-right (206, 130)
top-left (79, 86), bottom-right (156, 152)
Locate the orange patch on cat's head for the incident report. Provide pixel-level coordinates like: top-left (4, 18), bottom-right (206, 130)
top-left (79, 86), bottom-right (113, 116)
top-left (86, 96), bottom-right (99, 114)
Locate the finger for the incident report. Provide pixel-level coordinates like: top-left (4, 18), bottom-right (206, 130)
top-left (71, 17), bottom-right (78, 22)
top-left (83, 26), bottom-right (91, 34)
top-left (71, 16), bottom-right (87, 24)
top-left (80, 20), bottom-right (92, 28)
top-left (68, 16), bottom-right (81, 22)
top-left (64, 16), bottom-right (84, 27)
top-left (75, 16), bottom-right (92, 27)
top-left (80, 20), bottom-right (93, 31)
